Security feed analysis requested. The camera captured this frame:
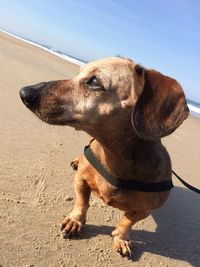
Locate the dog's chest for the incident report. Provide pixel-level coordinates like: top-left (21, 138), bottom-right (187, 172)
top-left (84, 167), bottom-right (128, 208)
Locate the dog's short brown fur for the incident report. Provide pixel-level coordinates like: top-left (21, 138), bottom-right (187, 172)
top-left (20, 57), bottom-right (189, 257)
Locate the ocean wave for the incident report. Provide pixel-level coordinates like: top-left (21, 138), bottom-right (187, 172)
top-left (187, 101), bottom-right (200, 118)
top-left (0, 29), bottom-right (85, 66)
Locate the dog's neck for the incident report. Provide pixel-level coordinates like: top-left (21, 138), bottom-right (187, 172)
top-left (85, 117), bottom-right (159, 179)
top-left (86, 116), bottom-right (154, 155)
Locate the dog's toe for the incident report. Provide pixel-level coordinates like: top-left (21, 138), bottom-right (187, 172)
top-left (113, 237), bottom-right (132, 257)
top-left (61, 218), bottom-right (82, 238)
top-left (70, 158), bottom-right (79, 170)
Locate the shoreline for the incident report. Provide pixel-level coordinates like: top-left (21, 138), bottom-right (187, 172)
top-left (0, 28), bottom-right (85, 66)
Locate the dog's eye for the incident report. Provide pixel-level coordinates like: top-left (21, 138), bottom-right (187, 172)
top-left (86, 76), bottom-right (103, 90)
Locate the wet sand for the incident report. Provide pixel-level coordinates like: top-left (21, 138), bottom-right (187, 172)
top-left (0, 31), bottom-right (200, 267)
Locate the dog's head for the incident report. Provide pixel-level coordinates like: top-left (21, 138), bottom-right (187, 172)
top-left (20, 57), bottom-right (189, 141)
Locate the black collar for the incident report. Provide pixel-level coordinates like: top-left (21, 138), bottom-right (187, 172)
top-left (84, 144), bottom-right (173, 192)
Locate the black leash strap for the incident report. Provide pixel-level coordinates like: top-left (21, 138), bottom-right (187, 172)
top-left (84, 145), bottom-right (173, 192)
top-left (172, 170), bottom-right (200, 194)
top-left (84, 144), bottom-right (200, 194)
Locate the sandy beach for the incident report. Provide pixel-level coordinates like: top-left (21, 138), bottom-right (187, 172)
top-left (0, 31), bottom-right (200, 267)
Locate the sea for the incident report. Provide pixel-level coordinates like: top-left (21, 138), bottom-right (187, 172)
top-left (187, 100), bottom-right (200, 119)
top-left (1, 29), bottom-right (200, 119)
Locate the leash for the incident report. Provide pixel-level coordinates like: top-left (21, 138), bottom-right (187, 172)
top-left (84, 144), bottom-right (200, 194)
top-left (84, 144), bottom-right (173, 192)
top-left (172, 170), bottom-right (200, 194)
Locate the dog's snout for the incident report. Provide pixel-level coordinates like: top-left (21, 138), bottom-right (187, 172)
top-left (20, 86), bottom-right (40, 109)
top-left (20, 82), bottom-right (45, 109)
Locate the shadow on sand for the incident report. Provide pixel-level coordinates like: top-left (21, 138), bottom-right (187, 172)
top-left (83, 187), bottom-right (200, 266)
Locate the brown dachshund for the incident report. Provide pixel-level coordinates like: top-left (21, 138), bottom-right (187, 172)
top-left (20, 57), bottom-right (189, 257)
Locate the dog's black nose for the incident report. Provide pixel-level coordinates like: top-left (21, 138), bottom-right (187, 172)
top-left (20, 82), bottom-right (45, 109)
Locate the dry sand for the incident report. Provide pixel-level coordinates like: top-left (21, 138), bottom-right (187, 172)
top-left (0, 31), bottom-right (200, 267)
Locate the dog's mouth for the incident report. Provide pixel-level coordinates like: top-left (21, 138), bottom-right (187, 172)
top-left (33, 109), bottom-right (78, 126)
top-left (42, 117), bottom-right (77, 126)
top-left (46, 109), bottom-right (66, 118)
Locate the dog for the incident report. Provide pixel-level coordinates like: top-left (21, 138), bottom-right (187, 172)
top-left (20, 57), bottom-right (189, 257)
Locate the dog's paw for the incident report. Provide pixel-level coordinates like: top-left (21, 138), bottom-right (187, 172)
top-left (113, 237), bottom-right (132, 257)
top-left (70, 158), bottom-right (79, 170)
top-left (61, 218), bottom-right (82, 238)
top-left (112, 229), bottom-right (132, 257)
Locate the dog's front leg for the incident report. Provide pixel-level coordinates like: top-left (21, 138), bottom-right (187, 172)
top-left (61, 173), bottom-right (91, 238)
top-left (112, 210), bottom-right (150, 257)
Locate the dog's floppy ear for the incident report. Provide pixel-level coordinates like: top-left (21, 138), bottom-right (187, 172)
top-left (132, 68), bottom-right (189, 141)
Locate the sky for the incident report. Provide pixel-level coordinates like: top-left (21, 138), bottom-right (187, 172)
top-left (0, 0), bottom-right (200, 102)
